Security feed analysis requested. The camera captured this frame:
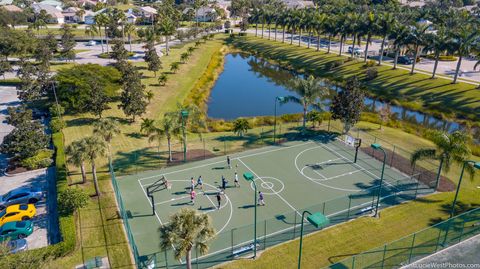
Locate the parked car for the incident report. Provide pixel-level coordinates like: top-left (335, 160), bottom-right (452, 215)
top-left (348, 46), bottom-right (362, 55)
top-left (0, 188), bottom-right (43, 210)
top-left (6, 238), bottom-right (28, 254)
top-left (0, 204), bottom-right (36, 226)
top-left (0, 221), bottom-right (33, 242)
top-left (86, 40), bottom-right (97, 46)
top-left (397, 55), bottom-right (413, 65)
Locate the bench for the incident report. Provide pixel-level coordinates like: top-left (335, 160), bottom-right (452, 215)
top-left (232, 243), bottom-right (260, 257)
top-left (84, 256), bottom-right (103, 269)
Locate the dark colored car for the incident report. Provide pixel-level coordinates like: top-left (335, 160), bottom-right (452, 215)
top-left (397, 56), bottom-right (413, 65)
top-left (0, 188), bottom-right (43, 210)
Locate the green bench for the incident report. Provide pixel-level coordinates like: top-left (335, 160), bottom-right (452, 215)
top-left (84, 256), bottom-right (103, 269)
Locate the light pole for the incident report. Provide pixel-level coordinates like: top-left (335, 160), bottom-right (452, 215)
top-left (273, 96), bottom-right (285, 144)
top-left (371, 143), bottom-right (386, 217)
top-left (181, 110), bottom-right (189, 162)
top-left (298, 211), bottom-right (329, 269)
top-left (450, 161), bottom-right (480, 218)
top-left (243, 172), bottom-right (258, 258)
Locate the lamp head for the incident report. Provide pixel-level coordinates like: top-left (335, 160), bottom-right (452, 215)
top-left (181, 110), bottom-right (189, 118)
top-left (243, 172), bottom-right (254, 182)
top-left (371, 143), bottom-right (382, 150)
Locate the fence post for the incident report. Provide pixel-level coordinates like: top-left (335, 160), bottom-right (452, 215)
top-left (327, 117), bottom-right (331, 132)
top-left (164, 248), bottom-right (169, 269)
top-left (356, 129), bottom-right (360, 138)
top-left (459, 221), bottom-right (466, 242)
top-left (203, 138), bottom-right (206, 159)
top-left (293, 213), bottom-right (297, 239)
top-left (231, 228), bottom-right (235, 255)
top-left (380, 244), bottom-right (387, 269)
top-left (322, 202), bottom-right (326, 215)
top-left (196, 245), bottom-right (199, 269)
top-left (264, 220), bottom-right (267, 250)
top-left (352, 255), bottom-right (355, 269)
top-left (435, 228), bottom-right (443, 251)
top-left (408, 233), bottom-right (416, 264)
top-left (390, 146), bottom-right (396, 167)
top-left (414, 181), bottom-right (420, 199)
top-left (223, 136), bottom-right (226, 155)
top-left (347, 196), bottom-right (352, 220)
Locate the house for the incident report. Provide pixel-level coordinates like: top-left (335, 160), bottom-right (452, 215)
top-left (0, 0), bottom-right (13, 6)
top-left (77, 0), bottom-right (97, 9)
top-left (216, 1), bottom-right (230, 18)
top-left (84, 8), bottom-right (105, 25)
top-left (2, 4), bottom-right (22, 12)
top-left (62, 7), bottom-right (84, 23)
top-left (31, 3), bottom-right (64, 24)
top-left (282, 0), bottom-right (314, 9)
top-left (39, 0), bottom-right (63, 8)
top-left (183, 6), bottom-right (218, 22)
top-left (126, 13), bottom-right (137, 24)
top-left (136, 6), bottom-right (157, 23)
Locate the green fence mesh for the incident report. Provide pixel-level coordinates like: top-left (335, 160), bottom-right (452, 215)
top-left (326, 207), bottom-right (480, 269)
top-left (107, 119), bottom-right (456, 269)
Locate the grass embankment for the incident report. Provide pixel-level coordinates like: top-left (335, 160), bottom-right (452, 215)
top-left (229, 36), bottom-right (480, 122)
top-left (218, 121), bottom-right (480, 269)
top-left (53, 35), bottom-right (228, 267)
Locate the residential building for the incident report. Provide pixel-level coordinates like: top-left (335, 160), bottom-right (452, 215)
top-left (282, 0), bottom-right (314, 9)
top-left (62, 7), bottom-right (84, 23)
top-left (0, 0), bottom-right (13, 6)
top-left (31, 3), bottom-right (64, 24)
top-left (2, 4), bottom-right (22, 12)
top-left (39, 0), bottom-right (63, 8)
top-left (183, 6), bottom-right (218, 22)
top-left (84, 8), bottom-right (106, 25)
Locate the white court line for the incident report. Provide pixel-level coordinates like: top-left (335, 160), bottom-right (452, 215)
top-left (137, 141), bottom-right (314, 183)
top-left (322, 143), bottom-right (396, 188)
top-left (312, 169), bottom-right (328, 180)
top-left (193, 187), bottom-right (409, 263)
top-left (154, 195), bottom-right (189, 206)
top-left (321, 168), bottom-right (367, 181)
top-left (237, 158), bottom-right (302, 217)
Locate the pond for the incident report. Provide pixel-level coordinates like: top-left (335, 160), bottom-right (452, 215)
top-left (207, 53), bottom-right (463, 133)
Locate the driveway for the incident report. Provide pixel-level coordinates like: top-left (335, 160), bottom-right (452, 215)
top-left (0, 87), bottom-right (20, 171)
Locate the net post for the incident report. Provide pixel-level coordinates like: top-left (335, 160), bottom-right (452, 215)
top-left (263, 220), bottom-right (267, 250)
top-left (408, 233), bottom-right (416, 263)
top-left (293, 213), bottom-right (297, 239)
top-left (390, 146), bottom-right (396, 167)
top-left (380, 244), bottom-right (387, 269)
top-left (347, 195), bottom-right (352, 220)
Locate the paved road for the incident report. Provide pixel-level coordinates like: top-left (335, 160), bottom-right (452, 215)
top-left (245, 29), bottom-right (480, 83)
top-left (403, 233), bottom-right (480, 268)
top-left (0, 87), bottom-right (19, 171)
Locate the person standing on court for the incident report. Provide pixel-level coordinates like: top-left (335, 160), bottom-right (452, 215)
top-left (221, 175), bottom-right (228, 190)
top-left (234, 172), bottom-right (240, 187)
top-left (216, 192), bottom-right (222, 209)
top-left (196, 175), bottom-right (204, 194)
top-left (258, 191), bottom-right (265, 206)
top-left (227, 156), bottom-right (231, 169)
top-left (190, 190), bottom-right (196, 205)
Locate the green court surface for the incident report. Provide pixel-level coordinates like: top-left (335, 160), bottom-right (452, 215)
top-left (116, 135), bottom-right (428, 268)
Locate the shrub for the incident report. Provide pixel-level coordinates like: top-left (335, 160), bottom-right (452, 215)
top-left (50, 117), bottom-right (66, 132)
top-left (364, 60), bottom-right (376, 68)
top-left (326, 59), bottom-right (344, 70)
top-left (58, 188), bottom-right (89, 216)
top-left (20, 149), bottom-right (54, 170)
top-left (425, 54), bottom-right (458, 61)
top-left (365, 67), bottom-right (378, 80)
top-left (238, 32), bottom-right (247, 36)
top-left (49, 104), bottom-right (65, 117)
top-left (280, 113), bottom-right (303, 123)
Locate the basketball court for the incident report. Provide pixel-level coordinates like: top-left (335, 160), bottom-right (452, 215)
top-left (116, 134), bottom-right (426, 268)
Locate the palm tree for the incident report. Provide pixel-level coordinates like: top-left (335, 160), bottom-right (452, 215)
top-left (158, 73), bottom-right (168, 86)
top-left (377, 12), bottom-right (396, 65)
top-left (313, 12), bottom-right (326, 52)
top-left (279, 10), bottom-right (290, 43)
top-left (170, 62), bottom-right (180, 73)
top-left (406, 23), bottom-right (429, 74)
top-left (281, 75), bottom-right (329, 130)
top-left (232, 118), bottom-right (251, 136)
top-left (150, 114), bottom-right (181, 162)
top-left (424, 28), bottom-right (452, 79)
top-left (146, 90), bottom-right (154, 104)
top-left (124, 23), bottom-right (136, 52)
top-left (187, 47), bottom-right (195, 55)
top-left (361, 11), bottom-right (379, 62)
top-left (295, 9), bottom-right (306, 47)
top-left (66, 139), bottom-right (88, 184)
top-left (93, 118), bottom-right (120, 158)
top-left (346, 12), bottom-right (362, 58)
top-left (323, 16), bottom-right (338, 54)
top-left (250, 8), bottom-right (262, 37)
top-left (95, 13), bottom-right (109, 53)
top-left (390, 23), bottom-right (410, 70)
top-left (84, 136), bottom-right (107, 196)
top-left (159, 208), bottom-right (216, 269)
top-left (411, 131), bottom-right (472, 191)
top-left (140, 118), bottom-right (156, 136)
top-left (450, 23), bottom-right (478, 84)
top-left (336, 13), bottom-right (348, 56)
top-left (180, 52), bottom-right (190, 63)
top-left (85, 25), bottom-right (99, 43)
top-left (159, 18), bottom-right (176, 55)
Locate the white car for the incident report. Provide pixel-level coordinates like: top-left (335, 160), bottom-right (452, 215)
top-left (7, 238), bottom-right (28, 254)
top-left (86, 40), bottom-right (97, 46)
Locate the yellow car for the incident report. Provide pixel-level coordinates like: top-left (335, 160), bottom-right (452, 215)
top-left (0, 204), bottom-right (36, 227)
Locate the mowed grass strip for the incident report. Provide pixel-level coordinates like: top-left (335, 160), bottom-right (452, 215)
top-left (230, 36), bottom-right (480, 121)
top-left (217, 121), bottom-right (480, 269)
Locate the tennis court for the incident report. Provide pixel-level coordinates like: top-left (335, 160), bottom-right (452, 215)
top-left (116, 134), bottom-right (429, 268)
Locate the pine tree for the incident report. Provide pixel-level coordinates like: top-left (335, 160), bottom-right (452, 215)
top-left (111, 38), bottom-right (129, 68)
top-left (88, 81), bottom-right (110, 118)
top-left (331, 77), bottom-right (365, 134)
top-left (118, 67), bottom-right (147, 121)
top-left (143, 41), bottom-right (161, 77)
top-left (60, 24), bottom-right (76, 62)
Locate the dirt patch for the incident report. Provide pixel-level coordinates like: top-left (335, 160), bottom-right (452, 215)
top-left (169, 149), bottom-right (217, 165)
top-left (6, 165), bottom-right (29, 175)
top-left (360, 147), bottom-right (455, 192)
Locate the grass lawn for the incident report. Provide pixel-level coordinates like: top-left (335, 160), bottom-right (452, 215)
top-left (229, 36), bottom-right (480, 122)
top-left (50, 35), bottom-right (229, 268)
top-left (216, 121), bottom-right (480, 269)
